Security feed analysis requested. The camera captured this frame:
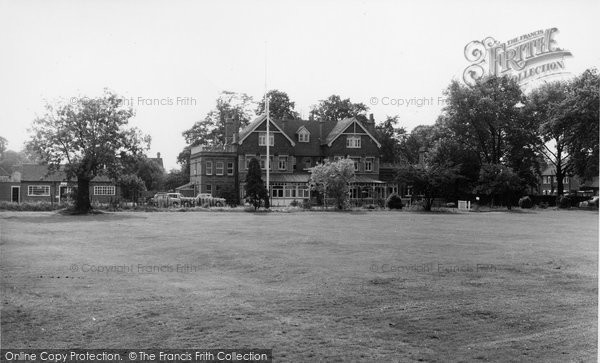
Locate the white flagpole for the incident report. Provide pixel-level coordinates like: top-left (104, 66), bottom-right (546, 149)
top-left (265, 42), bottom-right (270, 201)
top-left (266, 94), bottom-right (270, 193)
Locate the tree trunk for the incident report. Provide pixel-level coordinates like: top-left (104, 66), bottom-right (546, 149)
top-left (555, 166), bottom-right (564, 197)
top-left (556, 144), bottom-right (565, 196)
top-left (75, 176), bottom-right (92, 213)
top-left (424, 197), bottom-right (433, 211)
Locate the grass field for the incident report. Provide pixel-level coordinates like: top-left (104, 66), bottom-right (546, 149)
top-left (1, 209), bottom-right (597, 362)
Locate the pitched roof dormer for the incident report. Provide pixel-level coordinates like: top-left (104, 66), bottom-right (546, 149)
top-left (296, 126), bottom-right (311, 143)
top-left (323, 117), bottom-right (381, 148)
top-left (237, 114), bottom-right (296, 146)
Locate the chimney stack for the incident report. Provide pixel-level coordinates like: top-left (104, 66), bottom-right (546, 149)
top-left (224, 117), bottom-right (234, 145)
top-left (157, 152), bottom-right (161, 159)
top-left (233, 119), bottom-right (240, 144)
top-left (369, 113), bottom-right (375, 126)
top-left (319, 118), bottom-right (324, 143)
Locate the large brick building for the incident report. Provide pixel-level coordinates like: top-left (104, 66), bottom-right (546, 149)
top-left (188, 114), bottom-right (399, 206)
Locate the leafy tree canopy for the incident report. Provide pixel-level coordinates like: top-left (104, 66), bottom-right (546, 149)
top-left (395, 162), bottom-right (461, 211)
top-left (182, 91), bottom-right (254, 148)
top-left (256, 89), bottom-right (299, 120)
top-left (375, 115), bottom-right (407, 164)
top-left (26, 90), bottom-right (150, 213)
top-left (473, 163), bottom-right (524, 209)
top-left (309, 158), bottom-right (355, 209)
top-left (442, 76), bottom-right (526, 166)
top-left (309, 95), bottom-right (368, 122)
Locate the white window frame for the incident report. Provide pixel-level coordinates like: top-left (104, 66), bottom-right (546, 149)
top-left (346, 136), bottom-right (361, 148)
top-left (216, 161), bottom-right (224, 175)
top-left (271, 184), bottom-right (284, 198)
top-left (278, 156), bottom-right (288, 170)
top-left (28, 185), bottom-right (50, 196)
top-left (93, 185), bottom-right (115, 196)
top-left (206, 161), bottom-right (213, 175)
top-left (298, 185), bottom-right (310, 198)
top-left (260, 156), bottom-right (274, 170)
top-left (258, 132), bottom-right (274, 146)
top-left (227, 162), bottom-right (234, 175)
top-left (365, 158), bottom-right (373, 172)
top-left (298, 130), bottom-right (310, 143)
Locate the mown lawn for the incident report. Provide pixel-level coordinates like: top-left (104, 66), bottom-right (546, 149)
top-left (1, 209), bottom-right (597, 362)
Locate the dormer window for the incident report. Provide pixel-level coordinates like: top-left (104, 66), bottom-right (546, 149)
top-left (297, 127), bottom-right (310, 143)
top-left (259, 132), bottom-right (274, 146)
top-left (346, 136), bottom-right (361, 148)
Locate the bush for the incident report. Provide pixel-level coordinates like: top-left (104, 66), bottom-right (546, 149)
top-left (301, 199), bottom-right (312, 210)
top-left (386, 193), bottom-right (403, 210)
top-left (289, 199), bottom-right (299, 207)
top-left (518, 196), bottom-right (533, 209)
top-left (557, 195), bottom-right (572, 208)
top-left (0, 201), bottom-right (63, 211)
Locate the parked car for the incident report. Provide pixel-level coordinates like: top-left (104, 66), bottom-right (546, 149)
top-left (152, 192), bottom-right (195, 207)
top-left (195, 193), bottom-right (226, 207)
top-left (579, 196), bottom-right (599, 209)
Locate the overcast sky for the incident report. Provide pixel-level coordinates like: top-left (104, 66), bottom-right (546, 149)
top-left (1, 0), bottom-right (598, 170)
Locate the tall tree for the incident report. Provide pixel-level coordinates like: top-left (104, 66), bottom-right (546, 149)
top-left (118, 174), bottom-right (146, 203)
top-left (395, 162), bottom-right (461, 211)
top-left (164, 169), bottom-right (188, 192)
top-left (255, 89), bottom-right (299, 120)
top-left (179, 91), bottom-right (254, 179)
top-left (398, 124), bottom-right (440, 165)
top-left (245, 158), bottom-right (268, 210)
top-left (525, 81), bottom-right (571, 195)
top-left (0, 149), bottom-right (31, 172)
top-left (561, 69), bottom-right (599, 182)
top-left (309, 95), bottom-right (368, 122)
top-left (375, 116), bottom-right (407, 164)
top-left (442, 76), bottom-right (526, 166)
top-left (27, 91), bottom-right (150, 213)
top-left (121, 154), bottom-right (165, 191)
top-left (182, 91), bottom-right (254, 148)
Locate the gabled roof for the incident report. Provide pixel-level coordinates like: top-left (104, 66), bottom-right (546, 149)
top-left (540, 165), bottom-right (575, 177)
top-left (235, 116), bottom-right (381, 154)
top-left (296, 125), bottom-right (310, 134)
top-left (17, 164), bottom-right (112, 182)
top-left (238, 114), bottom-right (296, 146)
top-left (323, 117), bottom-right (381, 148)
